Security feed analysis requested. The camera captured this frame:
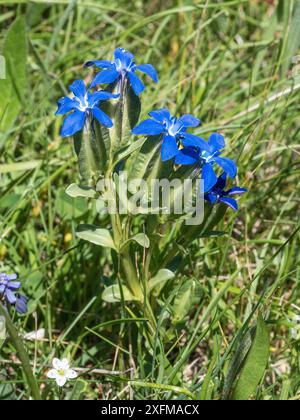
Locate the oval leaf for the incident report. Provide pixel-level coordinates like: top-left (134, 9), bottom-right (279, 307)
top-left (76, 224), bottom-right (116, 250)
top-left (232, 316), bottom-right (270, 400)
top-left (66, 184), bottom-right (97, 199)
top-left (102, 284), bottom-right (138, 303)
top-left (148, 269), bottom-right (175, 294)
top-left (172, 279), bottom-right (202, 325)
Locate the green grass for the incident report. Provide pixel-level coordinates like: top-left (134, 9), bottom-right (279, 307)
top-left (0, 0), bottom-right (300, 400)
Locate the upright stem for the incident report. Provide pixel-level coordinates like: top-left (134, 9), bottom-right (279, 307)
top-left (121, 250), bottom-right (143, 301)
top-left (0, 303), bottom-right (42, 400)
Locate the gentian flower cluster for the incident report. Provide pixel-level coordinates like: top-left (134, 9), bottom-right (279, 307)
top-left (132, 110), bottom-right (243, 197)
top-left (56, 48), bottom-right (247, 210)
top-left (205, 173), bottom-right (248, 211)
top-left (0, 273), bottom-right (28, 314)
top-left (57, 48), bottom-right (158, 138)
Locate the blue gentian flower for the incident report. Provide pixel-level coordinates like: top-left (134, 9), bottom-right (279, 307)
top-left (132, 108), bottom-right (210, 162)
top-left (175, 133), bottom-right (237, 192)
top-left (0, 273), bottom-right (28, 314)
top-left (85, 48), bottom-right (158, 96)
top-left (205, 173), bottom-right (247, 211)
top-left (56, 80), bottom-right (119, 137)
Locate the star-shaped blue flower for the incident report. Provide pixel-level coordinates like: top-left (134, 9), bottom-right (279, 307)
top-left (0, 273), bottom-right (28, 314)
top-left (175, 133), bottom-right (237, 193)
top-left (56, 80), bottom-right (119, 137)
top-left (85, 48), bottom-right (158, 96)
top-left (205, 172), bottom-right (247, 211)
top-left (132, 108), bottom-right (210, 162)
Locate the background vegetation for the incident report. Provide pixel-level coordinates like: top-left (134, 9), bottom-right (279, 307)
top-left (0, 0), bottom-right (300, 400)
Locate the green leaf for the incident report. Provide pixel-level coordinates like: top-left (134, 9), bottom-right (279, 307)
top-left (0, 373), bottom-right (16, 400)
top-left (200, 335), bottom-right (220, 400)
top-left (102, 284), bottom-right (139, 303)
top-left (281, 1), bottom-right (300, 77)
top-left (0, 16), bottom-right (27, 133)
top-left (181, 203), bottom-right (227, 245)
top-left (68, 379), bottom-right (87, 401)
top-left (76, 224), bottom-right (116, 250)
top-left (126, 136), bottom-right (162, 181)
top-left (73, 125), bottom-right (109, 184)
top-left (198, 231), bottom-right (226, 238)
top-left (223, 327), bottom-right (255, 400)
top-left (115, 137), bottom-right (146, 165)
top-left (121, 233), bottom-right (150, 251)
top-left (55, 189), bottom-right (87, 220)
top-left (0, 193), bottom-right (21, 210)
top-left (66, 184), bottom-right (97, 199)
top-left (148, 269), bottom-right (175, 295)
top-left (0, 160), bottom-right (41, 174)
top-left (110, 83), bottom-right (141, 152)
top-left (232, 316), bottom-right (270, 400)
top-left (172, 279), bottom-right (202, 324)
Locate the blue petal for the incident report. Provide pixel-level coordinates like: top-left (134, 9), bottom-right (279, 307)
top-left (135, 64), bottom-right (158, 83)
top-left (132, 119), bottom-right (164, 136)
top-left (205, 192), bottom-right (218, 204)
top-left (69, 80), bottom-right (86, 101)
top-left (175, 148), bottom-right (198, 165)
top-left (16, 295), bottom-right (28, 314)
top-left (215, 172), bottom-right (227, 191)
top-left (56, 97), bottom-right (79, 115)
top-left (148, 109), bottom-right (171, 123)
top-left (8, 281), bottom-right (21, 290)
top-left (161, 135), bottom-right (179, 162)
top-left (88, 91), bottom-right (119, 107)
top-left (5, 289), bottom-right (17, 304)
top-left (7, 274), bottom-right (18, 281)
top-left (214, 157), bottom-right (237, 178)
top-left (201, 163), bottom-right (218, 193)
top-left (128, 72), bottom-right (145, 96)
top-left (181, 133), bottom-right (210, 151)
top-left (219, 196), bottom-right (238, 211)
top-left (114, 48), bottom-right (134, 68)
top-left (91, 108), bottom-right (113, 128)
top-left (177, 114), bottom-right (201, 128)
top-left (60, 110), bottom-right (86, 137)
top-left (91, 69), bottom-right (119, 87)
top-left (85, 60), bottom-right (114, 69)
top-left (227, 186), bottom-right (248, 196)
top-left (208, 133), bottom-right (225, 152)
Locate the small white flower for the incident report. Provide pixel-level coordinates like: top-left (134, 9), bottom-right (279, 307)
top-left (47, 358), bottom-right (77, 387)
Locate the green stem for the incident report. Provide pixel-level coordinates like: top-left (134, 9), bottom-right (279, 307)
top-left (121, 250), bottom-right (143, 301)
top-left (0, 303), bottom-right (42, 400)
top-left (120, 249), bottom-right (157, 332)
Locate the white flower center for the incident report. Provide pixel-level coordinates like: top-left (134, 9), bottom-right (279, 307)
top-left (77, 94), bottom-right (89, 112)
top-left (168, 124), bottom-right (177, 137)
top-left (115, 57), bottom-right (134, 73)
top-left (163, 118), bottom-right (178, 137)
